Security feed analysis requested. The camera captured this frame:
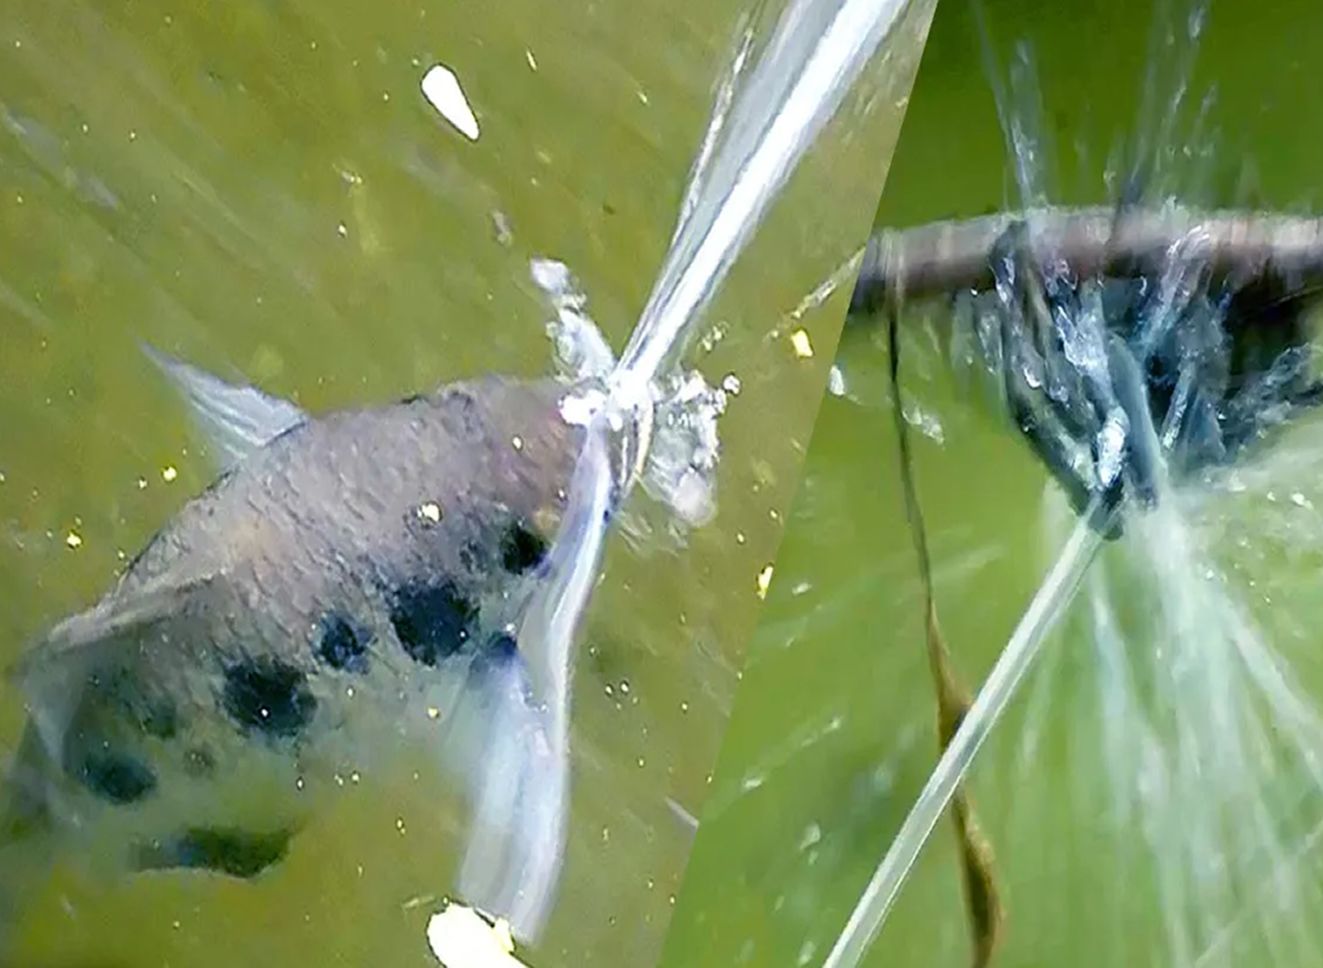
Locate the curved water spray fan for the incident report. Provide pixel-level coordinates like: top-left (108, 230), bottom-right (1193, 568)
top-left (823, 205), bottom-right (1323, 968)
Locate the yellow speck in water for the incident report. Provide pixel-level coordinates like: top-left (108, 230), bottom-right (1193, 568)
top-left (525, 49), bottom-right (538, 71)
top-left (601, 826), bottom-right (610, 844)
top-left (511, 435), bottom-right (524, 451)
top-left (65, 531), bottom-right (82, 549)
top-left (346, 686), bottom-right (355, 698)
top-left (637, 757), bottom-right (646, 768)
top-left (128, 130), bottom-right (137, 141)
top-left (735, 531), bottom-right (746, 544)
top-left (680, 700), bottom-right (689, 713)
top-left (295, 777), bottom-right (305, 791)
top-left (756, 564), bottom-right (774, 599)
top-left (136, 476), bottom-right (147, 490)
top-left (395, 817), bottom-right (407, 834)
top-left (350, 771), bottom-right (361, 784)
top-left (161, 465), bottom-right (178, 482)
top-left (427, 706), bottom-right (441, 720)
top-left (789, 328), bottom-right (814, 358)
top-left (337, 222), bottom-right (348, 237)
top-left (646, 877), bottom-right (655, 890)
top-left (419, 501), bottom-right (442, 523)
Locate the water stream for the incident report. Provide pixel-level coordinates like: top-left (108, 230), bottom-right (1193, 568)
top-left (454, 0), bottom-right (923, 941)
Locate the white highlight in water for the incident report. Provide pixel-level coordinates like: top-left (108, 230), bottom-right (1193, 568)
top-left (422, 64), bottom-right (480, 141)
top-left (427, 900), bottom-right (526, 967)
top-left (823, 497), bottom-right (1111, 968)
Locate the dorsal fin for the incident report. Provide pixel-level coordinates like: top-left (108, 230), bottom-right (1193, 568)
top-left (141, 345), bottom-right (308, 470)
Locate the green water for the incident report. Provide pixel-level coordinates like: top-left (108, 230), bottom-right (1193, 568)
top-left (660, 0), bottom-right (1323, 966)
top-left (0, 1), bottom-right (926, 965)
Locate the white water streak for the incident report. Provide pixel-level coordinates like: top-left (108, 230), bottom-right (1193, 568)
top-left (458, 0), bottom-right (919, 940)
top-left (823, 497), bottom-right (1111, 968)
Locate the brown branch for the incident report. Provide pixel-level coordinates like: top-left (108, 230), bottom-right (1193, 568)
top-left (886, 303), bottom-right (1003, 968)
top-left (851, 206), bottom-right (1323, 312)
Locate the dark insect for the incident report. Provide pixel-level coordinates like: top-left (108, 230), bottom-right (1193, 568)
top-left (945, 218), bottom-right (1322, 536)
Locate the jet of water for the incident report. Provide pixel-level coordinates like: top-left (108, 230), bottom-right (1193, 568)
top-left (822, 495), bottom-right (1113, 968)
top-left (457, 0), bottom-right (926, 941)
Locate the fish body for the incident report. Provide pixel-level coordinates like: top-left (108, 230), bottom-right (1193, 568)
top-left (0, 361), bottom-right (592, 955)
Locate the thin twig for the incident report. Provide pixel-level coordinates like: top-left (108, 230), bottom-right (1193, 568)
top-left (885, 289), bottom-right (1003, 967)
top-left (852, 206), bottom-right (1323, 312)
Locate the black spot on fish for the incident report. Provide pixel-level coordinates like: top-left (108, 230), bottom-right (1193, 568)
top-left (470, 632), bottom-right (534, 703)
top-left (500, 521), bottom-right (548, 574)
top-left (389, 579), bottom-right (478, 666)
top-left (221, 657), bottom-right (317, 738)
top-left (485, 631), bottom-right (519, 665)
top-left (77, 749), bottom-right (158, 804)
top-left (133, 826), bottom-right (291, 879)
top-left (315, 613), bottom-right (370, 673)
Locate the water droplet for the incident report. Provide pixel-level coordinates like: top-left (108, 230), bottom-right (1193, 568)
top-left (827, 365), bottom-right (847, 396)
top-left (420, 63), bottom-right (480, 141)
top-left (789, 329), bottom-right (814, 358)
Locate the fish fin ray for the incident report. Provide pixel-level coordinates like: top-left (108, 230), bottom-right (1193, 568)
top-left (141, 344), bottom-right (307, 469)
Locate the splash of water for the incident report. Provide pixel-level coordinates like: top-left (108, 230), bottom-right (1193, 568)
top-left (829, 3), bottom-right (1323, 963)
top-left (822, 497), bottom-right (1111, 968)
top-left (456, 0), bottom-right (923, 941)
top-left (1079, 491), bottom-right (1323, 968)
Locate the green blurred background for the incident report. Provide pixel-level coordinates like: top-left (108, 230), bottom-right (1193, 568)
top-left (660, 0), bottom-right (1323, 966)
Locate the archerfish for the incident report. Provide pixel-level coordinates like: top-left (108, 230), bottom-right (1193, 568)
top-left (0, 350), bottom-right (618, 956)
